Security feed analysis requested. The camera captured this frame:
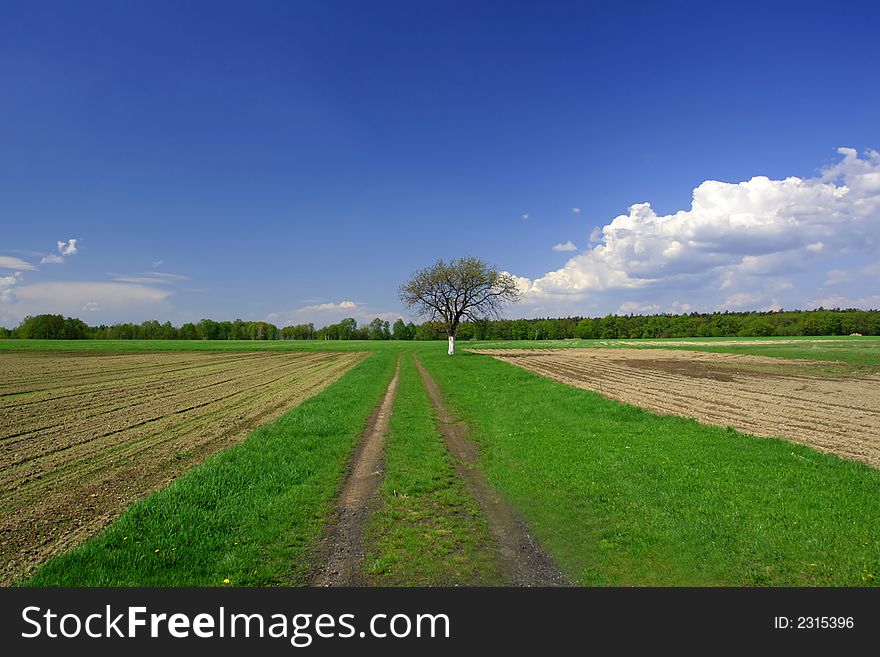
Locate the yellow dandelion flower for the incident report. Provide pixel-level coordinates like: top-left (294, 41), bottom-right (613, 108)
top-left (223, 578), bottom-right (230, 585)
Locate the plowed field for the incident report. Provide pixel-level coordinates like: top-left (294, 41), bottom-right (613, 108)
top-left (0, 350), bottom-right (365, 584)
top-left (473, 348), bottom-right (880, 469)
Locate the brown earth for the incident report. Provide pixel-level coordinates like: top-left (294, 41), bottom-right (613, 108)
top-left (0, 350), bottom-right (365, 585)
top-left (311, 357), bottom-right (401, 586)
top-left (414, 355), bottom-right (569, 587)
top-left (472, 348), bottom-right (880, 469)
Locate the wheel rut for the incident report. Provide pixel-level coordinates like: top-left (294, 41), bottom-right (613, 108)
top-left (312, 357), bottom-right (401, 586)
top-left (413, 355), bottom-right (569, 587)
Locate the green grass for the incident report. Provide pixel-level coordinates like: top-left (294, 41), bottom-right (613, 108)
top-left (363, 353), bottom-right (504, 586)
top-left (419, 350), bottom-right (880, 586)
top-left (22, 351), bottom-right (397, 587)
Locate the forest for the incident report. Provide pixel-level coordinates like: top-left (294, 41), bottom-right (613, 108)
top-left (2, 308), bottom-right (878, 341)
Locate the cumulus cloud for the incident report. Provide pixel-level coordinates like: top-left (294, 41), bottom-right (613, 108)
top-left (552, 241), bottom-right (578, 252)
top-left (0, 256), bottom-right (36, 270)
top-left (572, 207), bottom-right (582, 214)
top-left (0, 272), bottom-right (23, 304)
top-left (510, 148), bottom-right (880, 315)
top-left (58, 239), bottom-right (78, 256)
top-left (41, 238), bottom-right (79, 264)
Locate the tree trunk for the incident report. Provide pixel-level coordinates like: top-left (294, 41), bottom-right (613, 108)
top-left (448, 335), bottom-right (455, 355)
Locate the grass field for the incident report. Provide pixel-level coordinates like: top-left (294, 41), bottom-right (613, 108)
top-left (421, 349), bottom-right (880, 585)
top-left (9, 337), bottom-right (880, 587)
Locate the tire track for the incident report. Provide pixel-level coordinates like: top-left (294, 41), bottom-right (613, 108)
top-left (312, 357), bottom-right (401, 587)
top-left (413, 355), bottom-right (568, 587)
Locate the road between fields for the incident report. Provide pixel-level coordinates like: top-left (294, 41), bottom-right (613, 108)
top-left (312, 357), bottom-right (401, 586)
top-left (413, 355), bottom-right (569, 587)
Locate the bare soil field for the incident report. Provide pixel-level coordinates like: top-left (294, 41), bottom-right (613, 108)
top-left (473, 348), bottom-right (880, 469)
top-left (0, 350), bottom-right (365, 584)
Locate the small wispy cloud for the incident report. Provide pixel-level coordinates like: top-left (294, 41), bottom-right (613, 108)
top-left (41, 239), bottom-right (79, 264)
top-left (552, 241), bottom-right (578, 252)
top-left (0, 256), bottom-right (36, 270)
top-left (571, 207), bottom-right (581, 214)
top-left (110, 272), bottom-right (189, 285)
top-left (152, 260), bottom-right (164, 269)
top-left (521, 213), bottom-right (529, 221)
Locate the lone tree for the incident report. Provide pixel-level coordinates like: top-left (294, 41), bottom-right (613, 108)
top-left (399, 256), bottom-right (521, 355)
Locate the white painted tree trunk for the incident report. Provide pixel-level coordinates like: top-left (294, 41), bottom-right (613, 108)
top-left (448, 335), bottom-right (456, 355)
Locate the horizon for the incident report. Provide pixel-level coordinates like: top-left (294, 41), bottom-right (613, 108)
top-left (2, 1), bottom-right (879, 329)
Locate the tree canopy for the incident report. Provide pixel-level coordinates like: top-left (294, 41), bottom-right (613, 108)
top-left (399, 256), bottom-right (521, 353)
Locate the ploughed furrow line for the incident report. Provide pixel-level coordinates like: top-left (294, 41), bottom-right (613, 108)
top-left (508, 352), bottom-right (879, 445)
top-left (546, 354), bottom-right (880, 435)
top-left (473, 348), bottom-right (880, 469)
top-left (0, 352), bottom-right (331, 445)
top-left (0, 351), bottom-right (253, 395)
top-left (527, 355), bottom-right (878, 438)
top-left (0, 352), bottom-right (270, 404)
top-left (1, 359), bottom-right (350, 506)
top-left (0, 355), bottom-right (351, 484)
top-left (0, 350), bottom-right (366, 585)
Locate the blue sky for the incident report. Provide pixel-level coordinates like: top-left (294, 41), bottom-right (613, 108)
top-left (2, 0), bottom-right (878, 328)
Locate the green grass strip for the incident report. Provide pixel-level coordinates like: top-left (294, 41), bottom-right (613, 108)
top-left (23, 351), bottom-right (397, 587)
top-left (419, 350), bottom-right (880, 586)
top-left (363, 353), bottom-right (504, 586)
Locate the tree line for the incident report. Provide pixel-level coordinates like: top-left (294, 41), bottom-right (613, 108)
top-left (2, 308), bottom-right (878, 341)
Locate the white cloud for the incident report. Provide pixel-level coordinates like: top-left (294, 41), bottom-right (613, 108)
top-left (3, 282), bottom-right (171, 325)
top-left (269, 300), bottom-right (403, 328)
top-left (0, 272), bottom-right (23, 303)
top-left (572, 207), bottom-right (582, 214)
top-left (110, 272), bottom-right (189, 285)
top-left (521, 213), bottom-right (529, 220)
top-left (617, 301), bottom-right (660, 315)
top-left (152, 260), bottom-right (164, 268)
top-left (41, 238), bottom-right (79, 264)
top-left (300, 300), bottom-right (358, 312)
top-left (806, 293), bottom-right (880, 310)
top-left (824, 269), bottom-right (852, 286)
top-left (0, 256), bottom-right (36, 270)
top-left (552, 241), bottom-right (578, 252)
top-left (58, 239), bottom-right (78, 256)
top-left (509, 148), bottom-right (880, 315)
